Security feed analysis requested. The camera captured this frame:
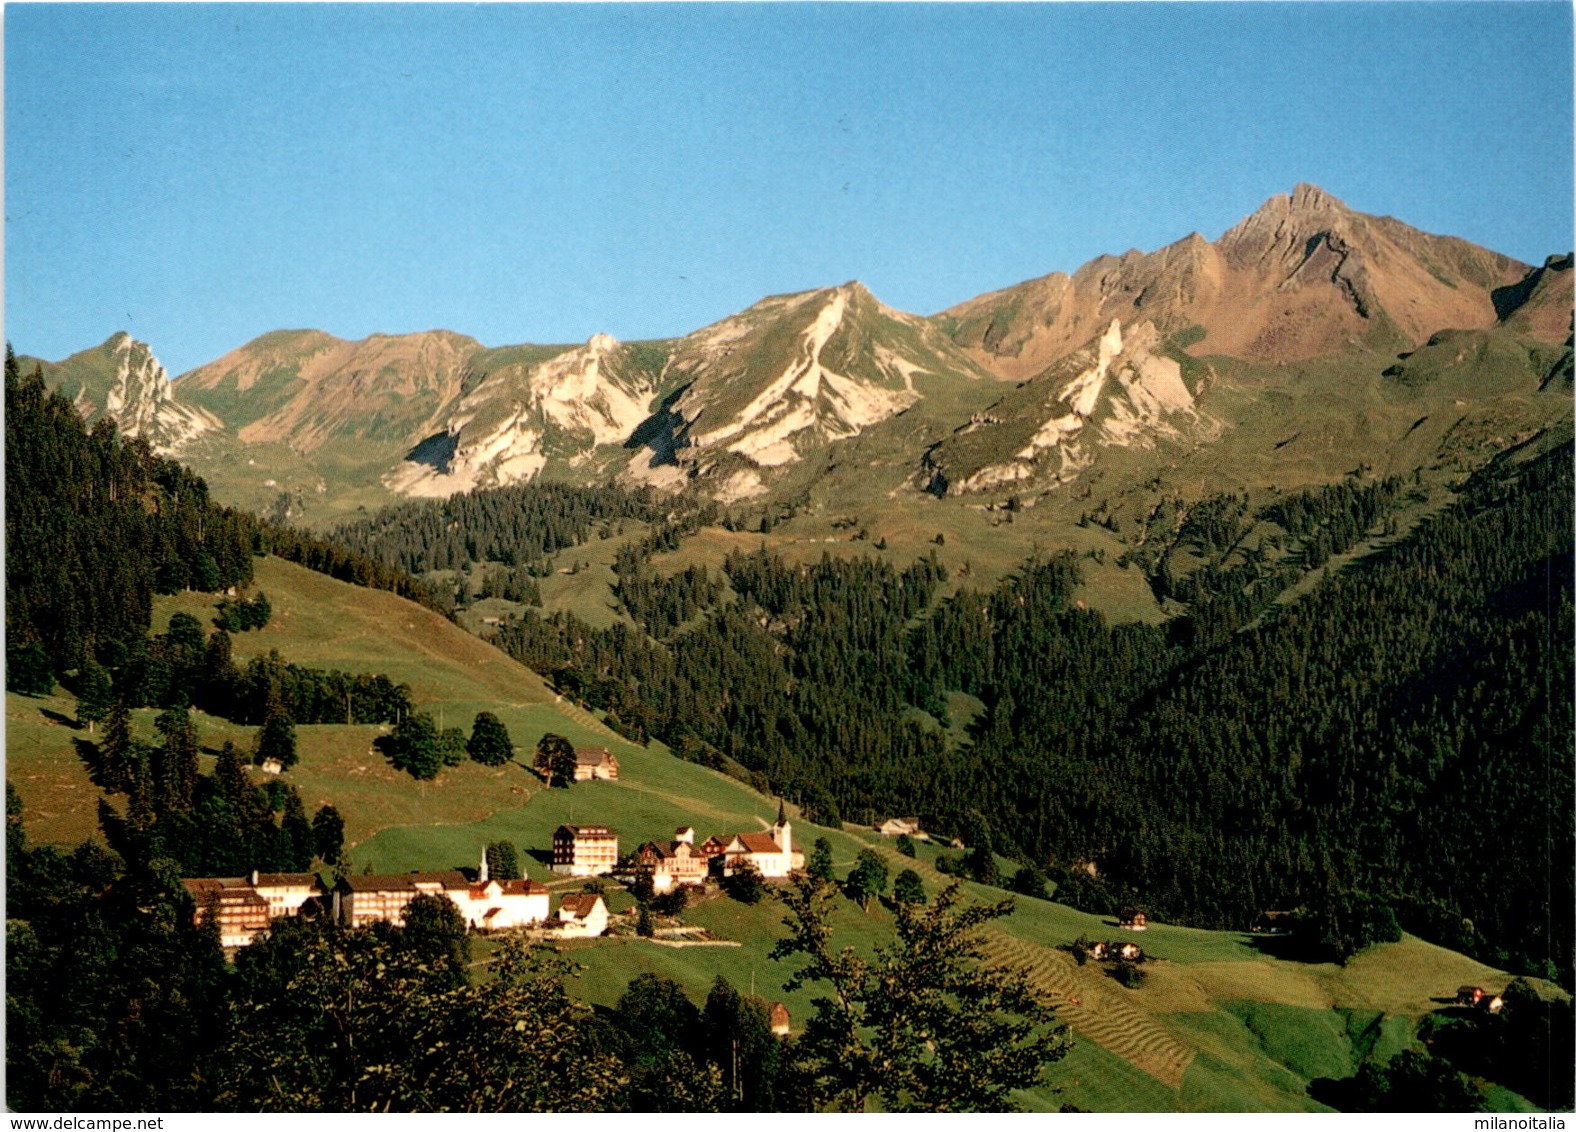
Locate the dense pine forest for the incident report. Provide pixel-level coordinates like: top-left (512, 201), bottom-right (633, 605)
top-left (4, 347), bottom-right (256, 684)
top-left (468, 448), bottom-right (1572, 987)
top-left (4, 348), bottom-right (448, 697)
top-left (328, 481), bottom-right (691, 575)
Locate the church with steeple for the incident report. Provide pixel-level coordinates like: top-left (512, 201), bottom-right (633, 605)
top-left (712, 800), bottom-right (805, 879)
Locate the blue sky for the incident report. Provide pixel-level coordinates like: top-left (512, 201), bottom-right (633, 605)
top-left (6, 2), bottom-right (1573, 376)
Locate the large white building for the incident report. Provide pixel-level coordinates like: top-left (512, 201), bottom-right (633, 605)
top-left (465, 852), bottom-right (550, 930)
top-left (332, 864), bottom-right (550, 932)
top-left (553, 824), bottom-right (619, 876)
top-left (713, 805), bottom-right (804, 880)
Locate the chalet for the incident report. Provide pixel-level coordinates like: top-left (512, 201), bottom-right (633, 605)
top-left (876, 817), bottom-right (922, 838)
top-left (553, 824), bottom-right (620, 876)
top-left (1118, 909), bottom-right (1148, 932)
top-left (332, 871), bottom-right (470, 929)
top-left (1087, 941), bottom-right (1110, 961)
top-left (573, 746), bottom-right (620, 781)
top-left (1456, 986), bottom-right (1505, 1014)
top-left (465, 853), bottom-right (549, 930)
top-left (557, 892), bottom-right (609, 938)
top-left (768, 1002), bottom-right (791, 1037)
top-left (1117, 942), bottom-right (1144, 961)
top-left (632, 836), bottom-right (711, 893)
top-left (713, 805), bottom-right (804, 880)
top-left (183, 877), bottom-right (273, 949)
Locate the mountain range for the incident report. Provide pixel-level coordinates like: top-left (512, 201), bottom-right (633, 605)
top-left (22, 185), bottom-right (1572, 527)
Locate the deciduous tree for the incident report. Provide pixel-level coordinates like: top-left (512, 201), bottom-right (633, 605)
top-left (771, 876), bottom-right (1069, 1111)
top-left (467, 711), bottom-right (514, 766)
top-left (535, 732), bottom-right (577, 787)
top-left (844, 849), bottom-right (888, 911)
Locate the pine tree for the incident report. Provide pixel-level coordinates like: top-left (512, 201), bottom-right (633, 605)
top-left (808, 837), bottom-right (835, 882)
top-left (280, 790), bottom-right (314, 870)
top-left (485, 839), bottom-right (521, 880)
top-left (312, 804), bottom-right (345, 866)
top-left (98, 699), bottom-right (135, 794)
top-left (154, 699), bottom-right (199, 812)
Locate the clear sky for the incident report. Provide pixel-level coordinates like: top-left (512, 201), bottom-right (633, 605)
top-left (6, 2), bottom-right (1573, 377)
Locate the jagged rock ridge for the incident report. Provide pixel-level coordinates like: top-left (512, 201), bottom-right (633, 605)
top-left (385, 333), bottom-right (665, 497)
top-left (924, 318), bottom-right (1214, 496)
top-left (21, 332), bottom-right (222, 453)
top-left (631, 282), bottom-right (995, 501)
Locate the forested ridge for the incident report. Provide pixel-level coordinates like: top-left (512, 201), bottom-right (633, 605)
top-left (5, 347), bottom-right (256, 681)
top-left (4, 346), bottom-right (449, 694)
top-left (328, 481), bottom-right (686, 574)
top-left (488, 444), bottom-right (1572, 985)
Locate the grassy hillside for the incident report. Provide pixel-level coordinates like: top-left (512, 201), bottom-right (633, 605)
top-left (7, 552), bottom-right (1559, 1112)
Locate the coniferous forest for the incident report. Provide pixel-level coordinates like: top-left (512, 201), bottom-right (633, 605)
top-left (488, 447), bottom-right (1573, 987)
top-left (4, 348), bottom-right (256, 682)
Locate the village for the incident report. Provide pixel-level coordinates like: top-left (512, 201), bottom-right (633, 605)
top-left (183, 744), bottom-right (807, 951)
top-left (181, 743), bottom-right (1521, 1035)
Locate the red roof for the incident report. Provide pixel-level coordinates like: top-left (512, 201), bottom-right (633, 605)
top-left (558, 893), bottom-right (605, 920)
top-left (471, 878), bottom-right (547, 898)
top-left (183, 878), bottom-right (269, 908)
top-left (339, 870), bottom-right (467, 893)
top-left (734, 832), bottom-right (783, 855)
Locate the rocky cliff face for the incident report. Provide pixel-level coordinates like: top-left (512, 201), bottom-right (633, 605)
top-left (627, 282), bottom-right (994, 501)
top-left (26, 332), bottom-right (222, 453)
top-left (924, 318), bottom-right (1213, 496)
top-left (384, 333), bottom-right (665, 497)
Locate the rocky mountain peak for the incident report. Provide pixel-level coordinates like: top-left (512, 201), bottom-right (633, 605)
top-left (1289, 182), bottom-right (1347, 212)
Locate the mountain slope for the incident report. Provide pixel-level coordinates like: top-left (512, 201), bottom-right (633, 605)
top-left (1495, 253), bottom-right (1574, 342)
top-left (923, 317), bottom-right (1216, 496)
top-left (630, 281), bottom-right (999, 501)
top-left (14, 554), bottom-right (1555, 1112)
top-left (384, 334), bottom-right (670, 497)
top-left (939, 184), bottom-right (1536, 378)
top-left (176, 328), bottom-right (485, 452)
